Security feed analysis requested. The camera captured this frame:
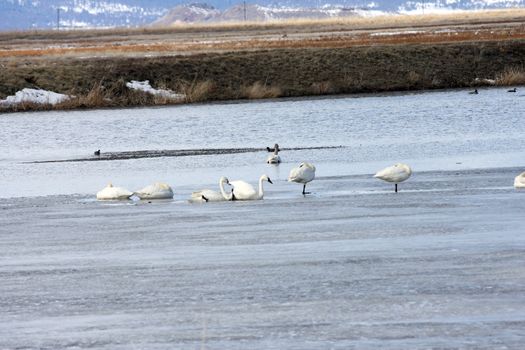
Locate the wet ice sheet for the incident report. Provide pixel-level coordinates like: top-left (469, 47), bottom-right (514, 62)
top-left (0, 87), bottom-right (524, 198)
top-left (1, 167), bottom-right (524, 349)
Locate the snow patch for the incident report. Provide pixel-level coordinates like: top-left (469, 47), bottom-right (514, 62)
top-left (126, 80), bottom-right (185, 100)
top-left (0, 88), bottom-right (71, 106)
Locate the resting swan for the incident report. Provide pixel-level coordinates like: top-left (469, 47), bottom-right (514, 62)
top-left (514, 171), bottom-right (525, 188)
top-left (374, 163), bottom-right (412, 192)
top-left (288, 162), bottom-right (316, 195)
top-left (96, 183), bottom-right (134, 200)
top-left (190, 176), bottom-right (233, 202)
top-left (230, 175), bottom-right (273, 200)
top-left (135, 182), bottom-right (174, 200)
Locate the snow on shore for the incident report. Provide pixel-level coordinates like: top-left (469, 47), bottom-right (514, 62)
top-left (126, 80), bottom-right (185, 100)
top-left (0, 88), bottom-right (71, 106)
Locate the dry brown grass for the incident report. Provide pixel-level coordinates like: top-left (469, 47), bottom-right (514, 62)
top-left (0, 9), bottom-right (524, 59)
top-left (242, 81), bottom-right (282, 99)
top-left (495, 66), bottom-right (525, 86)
top-left (1, 28), bottom-right (523, 58)
top-left (179, 80), bottom-right (215, 103)
top-left (310, 81), bottom-right (336, 95)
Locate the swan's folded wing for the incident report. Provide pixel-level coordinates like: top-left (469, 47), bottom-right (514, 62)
top-left (288, 166), bottom-right (302, 182)
top-left (230, 180), bottom-right (257, 198)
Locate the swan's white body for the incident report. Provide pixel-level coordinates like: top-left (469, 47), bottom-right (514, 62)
top-left (267, 149), bottom-right (281, 164)
top-left (374, 163), bottom-right (412, 192)
top-left (190, 177), bottom-right (233, 202)
top-left (135, 182), bottom-right (174, 199)
top-left (267, 154), bottom-right (281, 163)
top-left (514, 172), bottom-right (525, 188)
top-left (96, 183), bottom-right (134, 200)
top-left (288, 162), bottom-right (316, 194)
top-left (231, 175), bottom-right (272, 200)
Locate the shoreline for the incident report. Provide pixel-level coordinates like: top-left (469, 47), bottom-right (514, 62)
top-left (1, 12), bottom-right (524, 113)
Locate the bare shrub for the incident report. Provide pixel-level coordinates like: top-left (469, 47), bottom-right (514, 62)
top-left (495, 67), bottom-right (525, 86)
top-left (310, 81), bottom-right (335, 95)
top-left (242, 81), bottom-right (282, 99)
top-left (407, 71), bottom-right (421, 86)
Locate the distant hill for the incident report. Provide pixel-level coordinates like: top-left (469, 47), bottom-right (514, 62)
top-left (1, 0), bottom-right (524, 31)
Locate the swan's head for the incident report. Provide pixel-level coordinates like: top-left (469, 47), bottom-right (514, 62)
top-left (395, 163), bottom-right (412, 175)
top-left (261, 174), bottom-right (273, 184)
top-left (219, 176), bottom-right (230, 185)
top-left (155, 182), bottom-right (171, 190)
top-left (300, 162), bottom-right (316, 171)
top-left (107, 182), bottom-right (113, 188)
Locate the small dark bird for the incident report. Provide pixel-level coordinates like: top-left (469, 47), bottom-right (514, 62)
top-left (94, 150), bottom-right (101, 156)
top-left (469, 89), bottom-right (478, 94)
top-left (508, 88), bottom-right (517, 93)
top-left (266, 143), bottom-right (280, 153)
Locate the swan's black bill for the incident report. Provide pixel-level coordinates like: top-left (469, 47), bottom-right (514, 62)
top-left (268, 178), bottom-right (273, 184)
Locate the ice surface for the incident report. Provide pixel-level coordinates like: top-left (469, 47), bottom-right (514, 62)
top-left (0, 167), bottom-right (524, 349)
top-left (0, 87), bottom-right (524, 348)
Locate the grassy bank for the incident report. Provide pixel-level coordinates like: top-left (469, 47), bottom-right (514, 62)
top-left (1, 38), bottom-right (524, 112)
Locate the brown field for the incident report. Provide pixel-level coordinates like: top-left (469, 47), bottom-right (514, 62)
top-left (1, 9), bottom-right (525, 112)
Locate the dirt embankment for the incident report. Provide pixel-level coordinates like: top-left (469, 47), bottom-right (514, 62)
top-left (1, 13), bottom-right (525, 112)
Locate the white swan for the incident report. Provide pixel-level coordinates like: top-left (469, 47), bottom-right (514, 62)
top-left (96, 183), bottom-right (134, 200)
top-left (135, 182), bottom-right (174, 200)
top-left (230, 174), bottom-right (273, 200)
top-left (288, 162), bottom-right (316, 194)
top-left (266, 148), bottom-right (281, 164)
top-left (514, 171), bottom-right (525, 188)
top-left (190, 177), bottom-right (233, 202)
top-left (374, 163), bottom-right (412, 192)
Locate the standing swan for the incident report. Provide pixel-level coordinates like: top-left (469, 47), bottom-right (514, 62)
top-left (230, 175), bottom-right (273, 200)
top-left (190, 177), bottom-right (233, 202)
top-left (374, 163), bottom-right (412, 193)
top-left (267, 147), bottom-right (281, 164)
top-left (288, 162), bottom-right (316, 195)
top-left (514, 171), bottom-right (525, 188)
top-left (135, 182), bottom-right (174, 200)
top-left (96, 183), bottom-right (134, 200)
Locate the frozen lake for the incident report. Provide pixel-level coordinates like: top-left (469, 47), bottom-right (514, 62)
top-left (0, 88), bottom-right (524, 349)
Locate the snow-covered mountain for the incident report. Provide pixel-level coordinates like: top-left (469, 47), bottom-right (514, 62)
top-left (0, 0), bottom-right (523, 31)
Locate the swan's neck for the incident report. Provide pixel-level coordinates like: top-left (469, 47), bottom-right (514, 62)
top-left (219, 180), bottom-right (232, 200)
top-left (258, 177), bottom-right (265, 199)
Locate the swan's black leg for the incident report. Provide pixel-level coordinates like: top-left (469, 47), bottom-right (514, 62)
top-left (202, 195), bottom-right (209, 202)
top-left (302, 184), bottom-right (311, 195)
top-left (395, 184), bottom-right (398, 193)
top-left (231, 189), bottom-right (236, 201)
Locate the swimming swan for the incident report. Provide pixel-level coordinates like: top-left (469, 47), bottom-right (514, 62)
top-left (514, 172), bottom-right (525, 188)
top-left (96, 183), bottom-right (134, 200)
top-left (230, 175), bottom-right (273, 200)
top-left (135, 182), bottom-right (174, 200)
top-left (190, 177), bottom-right (233, 202)
top-left (288, 162), bottom-right (316, 194)
top-left (374, 163), bottom-right (412, 192)
top-left (266, 147), bottom-right (281, 164)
